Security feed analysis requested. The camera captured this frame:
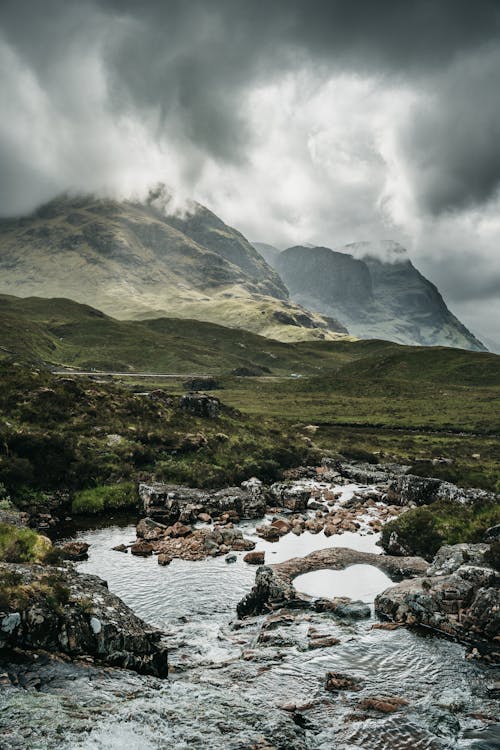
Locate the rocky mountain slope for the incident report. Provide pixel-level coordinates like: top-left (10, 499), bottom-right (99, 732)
top-left (0, 191), bottom-right (346, 343)
top-left (255, 241), bottom-right (486, 351)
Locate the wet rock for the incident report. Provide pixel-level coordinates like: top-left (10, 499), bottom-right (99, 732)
top-left (304, 518), bottom-right (324, 534)
top-left (179, 392), bottom-right (220, 418)
top-left (225, 554), bottom-right (237, 564)
top-left (244, 551), bottom-right (265, 565)
top-left (136, 517), bottom-right (169, 541)
top-left (256, 524), bottom-right (281, 542)
top-left (325, 671), bottom-right (363, 692)
top-left (130, 540), bottom-right (154, 557)
top-left (269, 482), bottom-right (311, 511)
top-left (168, 521), bottom-right (192, 538)
top-left (157, 553), bottom-right (172, 566)
top-left (237, 566), bottom-right (296, 618)
top-left (0, 562), bottom-right (168, 677)
top-left (197, 512), bottom-right (212, 523)
top-left (112, 544), bottom-right (128, 553)
top-left (314, 597), bottom-right (371, 619)
top-left (357, 696), bottom-right (409, 713)
top-left (307, 632), bottom-right (340, 649)
top-left (375, 544), bottom-right (500, 655)
top-left (139, 480), bottom-right (266, 524)
top-left (57, 542), bottom-right (90, 561)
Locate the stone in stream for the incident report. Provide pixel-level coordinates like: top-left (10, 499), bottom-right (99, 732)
top-left (237, 549), bottom-right (427, 618)
top-left (0, 562), bottom-right (168, 677)
top-left (112, 543), bottom-right (128, 553)
top-left (357, 696), bottom-right (409, 713)
top-left (130, 540), bottom-right (154, 557)
top-left (139, 479), bottom-right (267, 524)
top-left (375, 543), bottom-right (500, 657)
top-left (325, 672), bottom-right (364, 692)
top-left (56, 541), bottom-right (90, 561)
top-left (244, 551), bottom-right (265, 565)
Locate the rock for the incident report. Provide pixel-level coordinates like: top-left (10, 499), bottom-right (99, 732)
top-left (387, 475), bottom-right (443, 506)
top-left (256, 525), bottom-right (281, 542)
top-left (182, 377), bottom-right (221, 391)
top-left (0, 562), bottom-right (168, 677)
top-left (375, 544), bottom-right (500, 655)
top-left (270, 518), bottom-right (292, 535)
top-left (197, 512), bottom-right (212, 523)
top-left (269, 482), bottom-right (311, 511)
top-left (304, 518), bottom-right (323, 534)
top-left (484, 524), bottom-right (500, 542)
top-left (157, 553), bottom-right (172, 566)
top-left (427, 543), bottom-right (490, 576)
top-left (237, 547), bottom-right (427, 619)
top-left (225, 554), bottom-right (237, 564)
top-left (314, 597), bottom-right (371, 619)
top-left (179, 392), bottom-right (220, 418)
top-left (139, 481), bottom-right (266, 524)
top-left (357, 696), bottom-right (409, 713)
top-left (308, 634), bottom-right (340, 649)
top-left (168, 521), bottom-right (192, 538)
top-left (57, 542), bottom-right (90, 561)
top-left (325, 672), bottom-right (363, 692)
top-left (237, 566), bottom-right (296, 618)
top-left (130, 541), bottom-right (154, 557)
top-left (136, 517), bottom-right (169, 541)
top-left (112, 544), bottom-right (128, 553)
top-left (244, 551), bottom-right (265, 565)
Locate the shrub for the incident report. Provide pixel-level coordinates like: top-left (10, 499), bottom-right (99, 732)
top-left (0, 523), bottom-right (52, 563)
top-left (71, 482), bottom-right (137, 515)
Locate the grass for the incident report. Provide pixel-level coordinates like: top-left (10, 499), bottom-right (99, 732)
top-left (0, 523), bottom-right (52, 563)
top-left (71, 482), bottom-right (137, 514)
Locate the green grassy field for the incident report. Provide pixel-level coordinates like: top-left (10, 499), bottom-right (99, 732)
top-left (0, 294), bottom-right (498, 496)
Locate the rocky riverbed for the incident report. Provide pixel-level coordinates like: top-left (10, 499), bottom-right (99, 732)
top-left (0, 468), bottom-right (498, 749)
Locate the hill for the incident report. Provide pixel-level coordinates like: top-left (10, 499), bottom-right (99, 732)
top-left (0, 191), bottom-right (347, 343)
top-left (256, 241), bottom-right (485, 351)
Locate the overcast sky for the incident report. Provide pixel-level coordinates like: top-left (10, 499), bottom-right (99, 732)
top-left (1, 0), bottom-right (500, 349)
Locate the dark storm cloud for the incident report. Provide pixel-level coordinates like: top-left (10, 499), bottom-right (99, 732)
top-left (2, 0), bottom-right (500, 208)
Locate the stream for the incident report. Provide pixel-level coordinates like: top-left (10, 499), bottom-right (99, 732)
top-left (0, 479), bottom-right (498, 749)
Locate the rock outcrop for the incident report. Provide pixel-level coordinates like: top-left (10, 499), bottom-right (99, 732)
top-left (375, 543), bottom-right (500, 657)
top-left (139, 479), bottom-right (267, 524)
top-left (237, 548), bottom-right (427, 618)
top-left (0, 563), bottom-right (168, 676)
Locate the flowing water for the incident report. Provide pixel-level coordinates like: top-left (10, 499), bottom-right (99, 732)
top-left (0, 481), bottom-right (498, 750)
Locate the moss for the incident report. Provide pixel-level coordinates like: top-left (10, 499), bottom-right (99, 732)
top-left (0, 523), bottom-right (52, 563)
top-left (71, 482), bottom-right (137, 515)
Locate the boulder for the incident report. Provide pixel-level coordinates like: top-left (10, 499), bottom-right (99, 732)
top-left (130, 541), bottom-right (154, 557)
top-left (244, 551), bottom-right (265, 565)
top-left (375, 544), bottom-right (500, 655)
top-left (0, 562), bottom-right (168, 677)
top-left (269, 482), bottom-right (312, 511)
top-left (179, 392), bottom-right (220, 418)
top-left (139, 480), bottom-right (266, 524)
top-left (136, 517), bottom-right (169, 540)
top-left (387, 475), bottom-right (443, 506)
top-left (57, 542), bottom-right (90, 561)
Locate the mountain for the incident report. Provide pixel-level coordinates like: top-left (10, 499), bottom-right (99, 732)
top-left (258, 241), bottom-right (486, 351)
top-left (251, 242), bottom-right (282, 267)
top-left (0, 191), bottom-right (347, 343)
